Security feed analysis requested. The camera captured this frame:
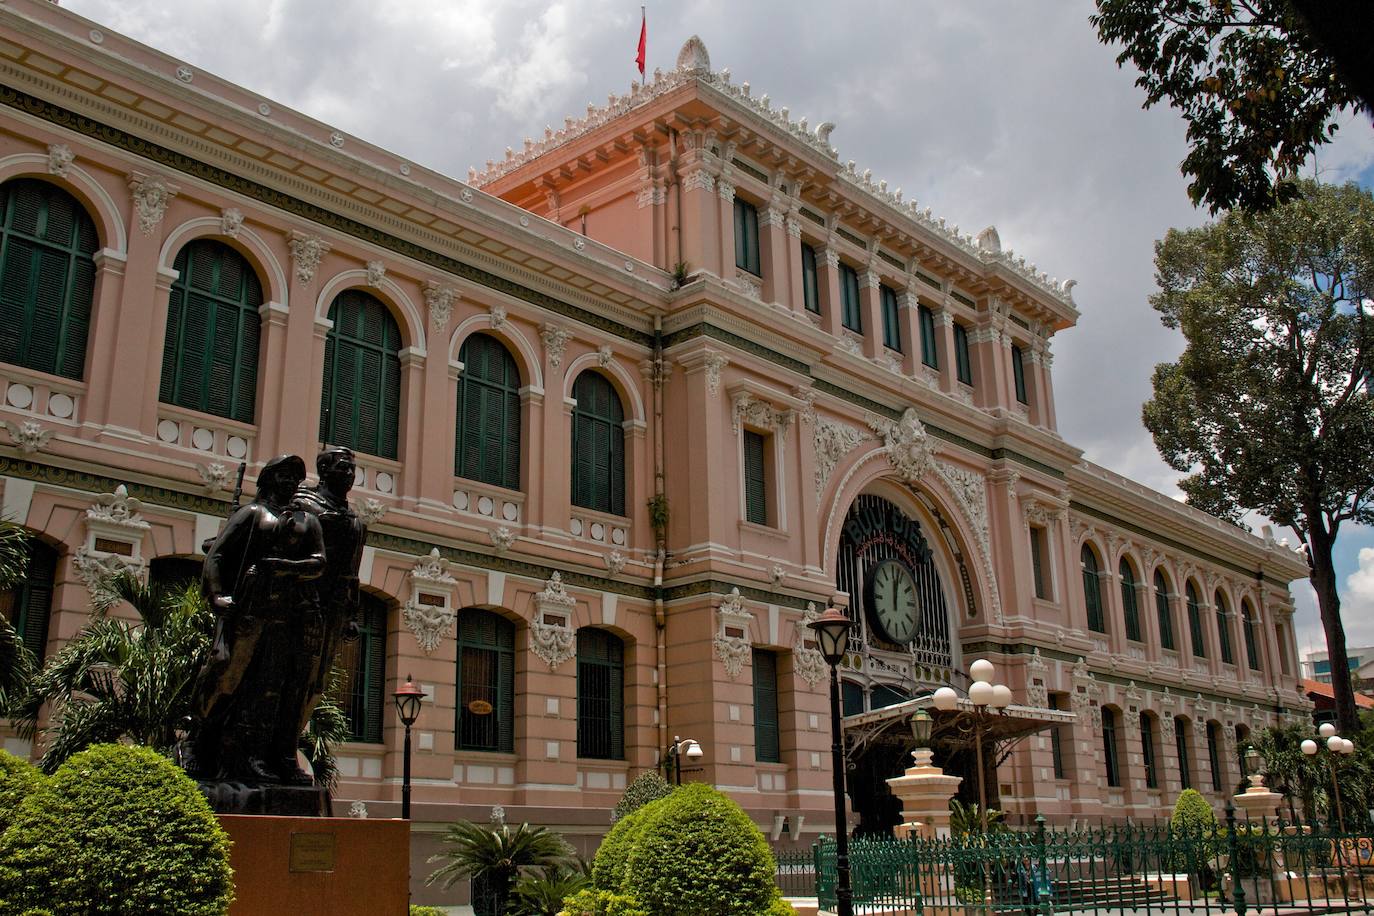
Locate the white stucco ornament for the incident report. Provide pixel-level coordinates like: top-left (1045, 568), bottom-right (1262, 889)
top-left (288, 231), bottom-right (331, 285)
top-left (219, 208), bottom-right (244, 238)
top-left (196, 462), bottom-right (232, 492)
top-left (812, 419), bottom-right (868, 496)
top-left (365, 260), bottom-right (386, 288)
top-left (356, 498), bottom-right (387, 525)
top-left (676, 35), bottom-right (711, 72)
top-left (404, 599), bottom-right (456, 655)
top-left (713, 588), bottom-right (754, 680)
top-left (46, 143), bottom-right (74, 178)
top-left (541, 323), bottom-right (571, 369)
top-left (128, 173), bottom-right (178, 235)
top-left (531, 573), bottom-right (577, 670)
top-left (793, 602), bottom-right (827, 688)
top-left (403, 549), bottom-right (457, 654)
top-left (423, 282), bottom-right (456, 330)
top-left (88, 484), bottom-right (149, 529)
top-left (3, 420), bottom-right (53, 455)
top-left (869, 408), bottom-right (936, 484)
top-left (72, 546), bottom-right (142, 608)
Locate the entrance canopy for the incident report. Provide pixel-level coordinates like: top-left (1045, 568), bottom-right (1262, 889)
top-left (842, 693), bottom-right (1076, 765)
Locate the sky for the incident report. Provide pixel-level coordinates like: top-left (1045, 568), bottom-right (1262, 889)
top-left (58, 0), bottom-right (1374, 660)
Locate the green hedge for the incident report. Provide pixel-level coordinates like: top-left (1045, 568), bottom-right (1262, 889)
top-left (408, 907), bottom-right (447, 916)
top-left (591, 805), bottom-right (654, 892)
top-left (0, 743), bottom-right (233, 915)
top-left (0, 751), bottom-right (41, 836)
top-left (559, 888), bottom-right (648, 916)
top-left (612, 771), bottom-right (673, 822)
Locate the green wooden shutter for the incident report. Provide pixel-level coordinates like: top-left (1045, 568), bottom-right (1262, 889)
top-left (342, 595), bottom-right (386, 743)
top-left (1174, 717), bottom-right (1191, 789)
top-left (0, 180), bottom-right (98, 380)
top-left (954, 323), bottom-right (972, 385)
top-left (1029, 527), bottom-right (1047, 600)
top-left (1011, 344), bottom-right (1028, 403)
top-left (1207, 722), bottom-right (1222, 790)
top-left (1141, 716), bottom-right (1158, 788)
top-left (1082, 546), bottom-right (1104, 632)
top-left (743, 430), bottom-right (768, 525)
top-left (571, 373), bottom-right (626, 516)
top-left (752, 649), bottom-right (780, 763)
top-left (576, 629), bottom-right (625, 760)
top-left (1, 540), bottom-right (57, 663)
top-left (840, 264), bottom-right (862, 331)
top-left (734, 198), bottom-right (759, 275)
top-left (320, 290), bottom-right (401, 458)
top-left (1215, 593), bottom-right (1234, 664)
top-left (1243, 603), bottom-right (1260, 670)
top-left (918, 305), bottom-right (937, 367)
top-left (1120, 560), bottom-right (1141, 641)
top-left (456, 610), bottom-right (514, 753)
top-left (456, 335), bottom-right (522, 490)
top-left (1187, 584), bottom-right (1206, 657)
top-left (801, 244), bottom-right (820, 313)
top-left (1154, 572), bottom-right (1175, 649)
top-left (881, 286), bottom-right (901, 352)
top-left (496, 617), bottom-right (514, 754)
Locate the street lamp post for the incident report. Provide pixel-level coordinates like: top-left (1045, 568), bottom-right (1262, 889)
top-left (665, 735), bottom-right (704, 786)
top-left (393, 674), bottom-right (425, 820)
top-left (1301, 722), bottom-right (1356, 833)
top-left (931, 658), bottom-right (1013, 835)
top-left (809, 606), bottom-right (855, 916)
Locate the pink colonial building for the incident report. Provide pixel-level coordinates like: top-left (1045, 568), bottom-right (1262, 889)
top-left (0, 1), bottom-right (1311, 902)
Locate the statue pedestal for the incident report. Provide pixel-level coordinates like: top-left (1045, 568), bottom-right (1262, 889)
top-left (220, 814), bottom-right (410, 916)
top-left (201, 781), bottom-right (328, 817)
top-left (885, 748), bottom-right (963, 839)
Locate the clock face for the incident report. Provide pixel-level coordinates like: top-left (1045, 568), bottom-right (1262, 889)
top-left (867, 559), bottom-right (919, 644)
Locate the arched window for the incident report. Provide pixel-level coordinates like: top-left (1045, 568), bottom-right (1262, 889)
top-left (0, 538), bottom-right (57, 663)
top-left (456, 609), bottom-right (514, 753)
top-left (0, 178), bottom-right (98, 379)
top-left (1141, 713), bottom-right (1160, 789)
top-left (753, 648), bottom-right (780, 764)
top-left (570, 371), bottom-right (625, 516)
top-left (1154, 570), bottom-right (1176, 650)
top-left (1174, 716), bottom-right (1193, 790)
top-left (1082, 545), bottom-right (1105, 633)
top-left (338, 592), bottom-right (387, 743)
top-left (319, 289), bottom-right (402, 460)
top-left (1186, 582), bottom-right (1206, 658)
top-left (1235, 723), bottom-right (1252, 779)
top-left (1215, 591), bottom-right (1234, 665)
top-left (1206, 721), bottom-right (1223, 791)
top-left (841, 680), bottom-right (865, 718)
top-left (1102, 707), bottom-right (1123, 787)
top-left (1120, 558), bottom-right (1142, 642)
top-left (455, 333), bottom-right (521, 490)
top-left (159, 240), bottom-right (263, 423)
top-left (577, 628), bottom-right (624, 760)
top-left (148, 556), bottom-right (203, 591)
top-left (1242, 600), bottom-right (1261, 671)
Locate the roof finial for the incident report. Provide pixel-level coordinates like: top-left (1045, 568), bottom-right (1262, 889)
top-left (676, 35), bottom-right (711, 72)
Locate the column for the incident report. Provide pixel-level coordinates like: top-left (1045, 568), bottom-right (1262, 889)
top-left (970, 323), bottom-right (1007, 412)
top-left (896, 285), bottom-right (921, 377)
top-left (783, 208), bottom-right (805, 314)
top-left (858, 266), bottom-right (883, 359)
top-left (716, 178), bottom-right (736, 285)
top-left (397, 349), bottom-right (426, 506)
top-left (79, 249), bottom-right (128, 432)
top-left (934, 306), bottom-right (957, 393)
top-left (252, 302), bottom-right (291, 461)
top-left (675, 142), bottom-right (719, 280)
top-left (819, 245), bottom-right (844, 339)
top-left (760, 202), bottom-right (790, 307)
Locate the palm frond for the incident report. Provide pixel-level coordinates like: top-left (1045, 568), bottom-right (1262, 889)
top-left (300, 666), bottom-right (352, 791)
top-left (0, 518), bottom-right (31, 591)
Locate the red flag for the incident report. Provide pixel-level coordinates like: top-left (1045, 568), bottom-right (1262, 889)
top-left (635, 8), bottom-right (646, 78)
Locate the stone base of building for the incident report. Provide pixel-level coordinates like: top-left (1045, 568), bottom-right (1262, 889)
top-left (220, 814), bottom-right (409, 916)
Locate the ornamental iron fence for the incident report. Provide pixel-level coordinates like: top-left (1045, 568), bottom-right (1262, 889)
top-left (790, 807), bottom-right (1374, 915)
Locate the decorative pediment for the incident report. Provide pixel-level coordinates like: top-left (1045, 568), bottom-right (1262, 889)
top-left (731, 392), bottom-right (794, 439)
top-left (1024, 495), bottom-right (1067, 528)
top-left (868, 408), bottom-right (936, 484)
top-left (793, 602), bottom-right (827, 688)
top-left (403, 549), bottom-right (457, 654)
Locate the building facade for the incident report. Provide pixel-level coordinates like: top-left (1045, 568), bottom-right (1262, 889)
top-left (0, 2), bottom-right (1312, 903)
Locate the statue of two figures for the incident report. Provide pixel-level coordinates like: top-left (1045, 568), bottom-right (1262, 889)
top-left (184, 447), bottom-right (367, 815)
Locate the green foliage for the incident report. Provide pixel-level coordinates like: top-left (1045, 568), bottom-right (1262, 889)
top-left (0, 521), bottom-right (34, 722)
top-left (613, 770), bottom-right (673, 822)
top-left (1091, 1), bottom-right (1365, 214)
top-left (512, 864), bottom-right (591, 915)
top-left (1172, 788), bottom-right (1217, 833)
top-left (591, 805), bottom-right (654, 892)
top-left (0, 743), bottom-right (233, 915)
top-left (1141, 179), bottom-right (1374, 730)
top-left (426, 820), bottom-right (573, 915)
top-left (408, 908), bottom-right (447, 916)
top-left (948, 799), bottom-right (1007, 837)
top-left (621, 783), bottom-right (782, 916)
top-left (299, 665), bottom-right (351, 793)
top-left (669, 262), bottom-right (690, 290)
top-left (0, 750), bottom-right (41, 836)
top-left (646, 495), bottom-right (670, 547)
top-left (559, 888), bottom-right (647, 916)
top-left (21, 574), bottom-right (214, 772)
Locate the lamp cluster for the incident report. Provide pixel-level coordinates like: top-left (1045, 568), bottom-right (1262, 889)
top-left (1301, 722), bottom-right (1355, 758)
top-left (931, 659), bottom-right (1012, 712)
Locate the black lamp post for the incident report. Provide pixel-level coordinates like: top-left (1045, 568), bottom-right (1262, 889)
top-left (665, 735), bottom-right (704, 786)
top-left (809, 605), bottom-right (854, 916)
top-left (393, 674), bottom-right (425, 820)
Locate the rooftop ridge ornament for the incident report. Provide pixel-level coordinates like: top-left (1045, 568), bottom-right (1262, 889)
top-left (676, 35), bottom-right (711, 72)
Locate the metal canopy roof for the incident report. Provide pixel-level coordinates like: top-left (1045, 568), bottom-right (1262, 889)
top-left (842, 694), bottom-right (1077, 765)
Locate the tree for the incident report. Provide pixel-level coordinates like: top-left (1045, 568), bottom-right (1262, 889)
top-left (0, 520), bottom-right (37, 719)
top-left (1091, 0), bottom-right (1371, 214)
top-left (1142, 179), bottom-right (1373, 732)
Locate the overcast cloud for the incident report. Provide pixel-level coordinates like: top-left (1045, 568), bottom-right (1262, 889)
top-left (58, 0), bottom-right (1374, 659)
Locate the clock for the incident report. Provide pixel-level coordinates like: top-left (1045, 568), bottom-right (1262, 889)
top-left (866, 559), bottom-right (919, 644)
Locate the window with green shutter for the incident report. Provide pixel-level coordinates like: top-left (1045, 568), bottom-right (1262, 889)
top-left (1011, 344), bottom-right (1028, 404)
top-left (159, 240), bottom-right (263, 424)
top-left (1102, 707), bottom-right (1122, 787)
top-left (1029, 525), bottom-right (1049, 600)
top-left (839, 263), bottom-right (862, 332)
top-left (1243, 600), bottom-right (1261, 670)
top-left (801, 243), bottom-right (820, 314)
top-left (571, 371), bottom-right (626, 517)
top-left (1154, 570), bottom-right (1176, 650)
top-left (1175, 717), bottom-right (1192, 790)
top-left (1187, 582), bottom-right (1206, 658)
top-left (1120, 559), bottom-right (1142, 642)
top-left (577, 628), bottom-right (624, 760)
top-left (0, 179), bottom-right (99, 380)
top-left (456, 609), bottom-right (515, 753)
top-left (455, 333), bottom-right (521, 490)
top-left (953, 322), bottom-right (973, 385)
top-left (337, 592), bottom-right (387, 743)
top-left (1050, 694), bottom-right (1067, 779)
top-left (319, 289), bottom-right (403, 460)
top-left (752, 649), bottom-right (780, 763)
top-left (1141, 714), bottom-right (1159, 789)
top-left (1082, 544), bottom-right (1105, 633)
top-left (743, 430), bottom-right (769, 526)
top-left (1206, 721), bottom-right (1223, 791)
top-left (0, 538), bottom-right (57, 663)
top-left (918, 305), bottom-right (938, 368)
top-left (880, 285), bottom-right (901, 352)
top-left (734, 198), bottom-right (760, 276)
top-left (1215, 591), bottom-right (1234, 664)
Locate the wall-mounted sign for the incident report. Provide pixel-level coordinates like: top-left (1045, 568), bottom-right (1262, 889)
top-left (467, 699), bottom-right (494, 716)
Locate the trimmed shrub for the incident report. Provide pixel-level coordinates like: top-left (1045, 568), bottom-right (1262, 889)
top-left (624, 783), bottom-right (782, 916)
top-left (590, 804), bottom-right (655, 892)
top-left (1171, 788), bottom-right (1216, 833)
top-left (0, 743), bottom-right (233, 915)
top-left (612, 770), bottom-right (673, 822)
top-left (408, 907), bottom-right (447, 916)
top-left (559, 888), bottom-right (648, 916)
top-left (0, 750), bottom-right (41, 835)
